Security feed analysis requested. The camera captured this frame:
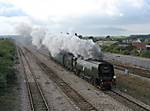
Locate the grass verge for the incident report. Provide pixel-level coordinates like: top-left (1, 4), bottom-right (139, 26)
top-left (115, 70), bottom-right (150, 106)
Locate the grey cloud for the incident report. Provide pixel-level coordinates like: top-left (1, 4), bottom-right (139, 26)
top-left (1, 0), bottom-right (150, 35)
top-left (74, 25), bottom-right (128, 36)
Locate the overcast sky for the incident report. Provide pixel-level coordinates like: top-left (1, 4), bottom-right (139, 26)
top-left (0, 0), bottom-right (150, 36)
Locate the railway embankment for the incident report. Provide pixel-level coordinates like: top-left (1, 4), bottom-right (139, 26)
top-left (115, 69), bottom-right (150, 106)
top-left (0, 39), bottom-right (21, 111)
top-left (104, 54), bottom-right (150, 106)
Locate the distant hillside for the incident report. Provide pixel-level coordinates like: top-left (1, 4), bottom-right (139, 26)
top-left (0, 35), bottom-right (32, 46)
top-left (0, 35), bottom-right (19, 38)
top-left (128, 34), bottom-right (150, 39)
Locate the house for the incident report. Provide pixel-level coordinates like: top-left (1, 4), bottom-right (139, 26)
top-left (132, 39), bottom-right (142, 43)
top-left (132, 39), bottom-right (146, 52)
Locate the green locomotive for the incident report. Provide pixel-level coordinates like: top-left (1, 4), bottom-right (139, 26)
top-left (50, 52), bottom-right (115, 90)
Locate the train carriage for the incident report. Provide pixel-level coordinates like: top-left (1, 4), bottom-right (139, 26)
top-left (64, 53), bottom-right (74, 70)
top-left (50, 52), bottom-right (65, 65)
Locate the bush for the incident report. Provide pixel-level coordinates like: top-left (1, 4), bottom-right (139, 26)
top-left (0, 40), bottom-right (16, 88)
top-left (131, 49), bottom-right (140, 56)
top-left (141, 50), bottom-right (150, 58)
top-left (122, 50), bottom-right (130, 55)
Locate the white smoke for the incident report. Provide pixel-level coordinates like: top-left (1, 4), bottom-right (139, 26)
top-left (32, 30), bottom-right (102, 59)
top-left (31, 27), bottom-right (46, 49)
top-left (15, 23), bottom-right (33, 37)
top-left (16, 23), bottom-right (102, 59)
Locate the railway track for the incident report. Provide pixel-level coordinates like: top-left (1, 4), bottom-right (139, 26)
top-left (111, 89), bottom-right (150, 111)
top-left (103, 89), bottom-right (150, 111)
top-left (17, 47), bottom-right (49, 111)
top-left (24, 47), bottom-right (98, 111)
top-left (36, 48), bottom-right (150, 111)
top-left (110, 61), bottom-right (150, 78)
top-left (24, 47), bottom-right (150, 111)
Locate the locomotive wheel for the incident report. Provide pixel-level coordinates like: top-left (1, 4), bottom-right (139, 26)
top-left (80, 73), bottom-right (84, 79)
top-left (107, 85), bottom-right (112, 90)
top-left (74, 69), bottom-right (77, 75)
top-left (103, 85), bottom-right (111, 90)
top-left (77, 70), bottom-right (81, 76)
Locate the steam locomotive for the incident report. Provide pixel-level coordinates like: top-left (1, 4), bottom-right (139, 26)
top-left (49, 52), bottom-right (116, 90)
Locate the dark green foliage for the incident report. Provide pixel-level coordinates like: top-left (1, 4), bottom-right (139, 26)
top-left (102, 44), bottom-right (133, 54)
top-left (130, 49), bottom-right (140, 56)
top-left (0, 73), bottom-right (7, 88)
top-left (0, 40), bottom-right (16, 88)
top-left (140, 50), bottom-right (150, 58)
top-left (102, 44), bottom-right (150, 58)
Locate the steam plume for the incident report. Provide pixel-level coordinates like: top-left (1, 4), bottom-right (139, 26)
top-left (31, 28), bottom-right (46, 49)
top-left (15, 23), bottom-right (32, 37)
top-left (16, 23), bottom-right (102, 59)
top-left (32, 30), bottom-right (102, 59)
